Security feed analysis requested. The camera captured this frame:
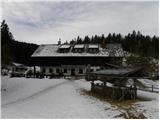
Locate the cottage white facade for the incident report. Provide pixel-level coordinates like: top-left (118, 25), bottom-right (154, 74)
top-left (40, 65), bottom-right (100, 76)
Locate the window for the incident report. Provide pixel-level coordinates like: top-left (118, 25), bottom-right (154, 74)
top-left (42, 68), bottom-right (46, 73)
top-left (90, 69), bottom-right (93, 72)
top-left (93, 49), bottom-right (96, 52)
top-left (78, 49), bottom-right (81, 52)
top-left (56, 68), bottom-right (60, 73)
top-left (96, 69), bottom-right (100, 71)
top-left (88, 48), bottom-right (98, 53)
top-left (90, 49), bottom-right (94, 52)
top-left (64, 69), bottom-right (67, 73)
top-left (49, 68), bottom-right (53, 73)
top-left (79, 69), bottom-right (83, 74)
top-left (88, 49), bottom-right (91, 52)
top-left (71, 69), bottom-right (75, 75)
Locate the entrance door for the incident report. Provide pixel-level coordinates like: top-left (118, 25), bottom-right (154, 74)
top-left (71, 69), bottom-right (75, 76)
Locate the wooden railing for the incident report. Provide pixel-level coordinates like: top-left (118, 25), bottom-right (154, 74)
top-left (137, 84), bottom-right (159, 93)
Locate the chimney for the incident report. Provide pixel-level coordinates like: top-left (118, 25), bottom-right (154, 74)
top-left (58, 38), bottom-right (61, 45)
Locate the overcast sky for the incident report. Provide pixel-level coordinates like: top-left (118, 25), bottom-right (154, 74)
top-left (1, 1), bottom-right (159, 44)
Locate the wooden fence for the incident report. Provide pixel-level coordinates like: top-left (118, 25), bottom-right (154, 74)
top-left (137, 84), bottom-right (159, 93)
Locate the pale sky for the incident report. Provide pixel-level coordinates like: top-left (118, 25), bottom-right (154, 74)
top-left (1, 0), bottom-right (159, 44)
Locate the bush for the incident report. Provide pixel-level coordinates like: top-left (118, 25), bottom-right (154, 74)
top-left (126, 55), bottom-right (158, 77)
top-left (25, 70), bottom-right (33, 78)
top-left (35, 71), bottom-right (41, 78)
top-left (40, 74), bottom-right (45, 78)
top-left (49, 73), bottom-right (56, 79)
top-left (2, 69), bottom-right (8, 76)
top-left (10, 72), bottom-right (24, 77)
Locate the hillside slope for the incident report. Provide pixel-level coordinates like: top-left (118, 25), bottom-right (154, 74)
top-left (1, 20), bottom-right (38, 66)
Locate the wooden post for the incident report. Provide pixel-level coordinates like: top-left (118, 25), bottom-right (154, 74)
top-left (134, 86), bottom-right (137, 99)
top-left (102, 81), bottom-right (107, 95)
top-left (112, 87), bottom-right (115, 99)
top-left (133, 79), bottom-right (137, 99)
top-left (91, 80), bottom-right (94, 91)
top-left (130, 86), bottom-right (133, 99)
top-left (33, 66), bottom-right (36, 78)
top-left (103, 81), bottom-right (107, 87)
top-left (87, 64), bottom-right (91, 73)
top-left (152, 85), bottom-right (154, 92)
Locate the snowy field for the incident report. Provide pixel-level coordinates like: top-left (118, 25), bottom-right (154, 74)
top-left (1, 76), bottom-right (159, 119)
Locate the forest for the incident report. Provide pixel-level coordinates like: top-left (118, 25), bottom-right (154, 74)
top-left (68, 32), bottom-right (159, 58)
top-left (1, 20), bottom-right (38, 66)
top-left (1, 20), bottom-right (159, 66)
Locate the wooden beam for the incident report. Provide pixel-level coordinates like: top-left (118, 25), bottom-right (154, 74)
top-left (105, 63), bottom-right (121, 68)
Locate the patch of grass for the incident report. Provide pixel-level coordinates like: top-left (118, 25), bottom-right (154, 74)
top-left (83, 90), bottom-right (139, 106)
top-left (114, 110), bottom-right (146, 119)
top-left (82, 90), bottom-right (147, 119)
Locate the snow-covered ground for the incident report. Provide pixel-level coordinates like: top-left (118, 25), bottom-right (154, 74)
top-left (1, 76), bottom-right (159, 119)
top-left (133, 90), bottom-right (159, 119)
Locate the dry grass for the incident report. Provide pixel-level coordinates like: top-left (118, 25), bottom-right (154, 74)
top-left (82, 90), bottom-right (147, 119)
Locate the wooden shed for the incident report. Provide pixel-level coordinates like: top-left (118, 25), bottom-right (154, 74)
top-left (85, 67), bottom-right (144, 100)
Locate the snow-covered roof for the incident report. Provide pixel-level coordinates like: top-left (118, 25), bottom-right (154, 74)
top-left (91, 68), bottom-right (138, 76)
top-left (74, 44), bottom-right (85, 49)
top-left (59, 44), bottom-right (70, 49)
top-left (86, 68), bottom-right (143, 83)
top-left (12, 62), bottom-right (26, 67)
top-left (31, 44), bottom-right (124, 57)
top-left (88, 44), bottom-right (99, 48)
